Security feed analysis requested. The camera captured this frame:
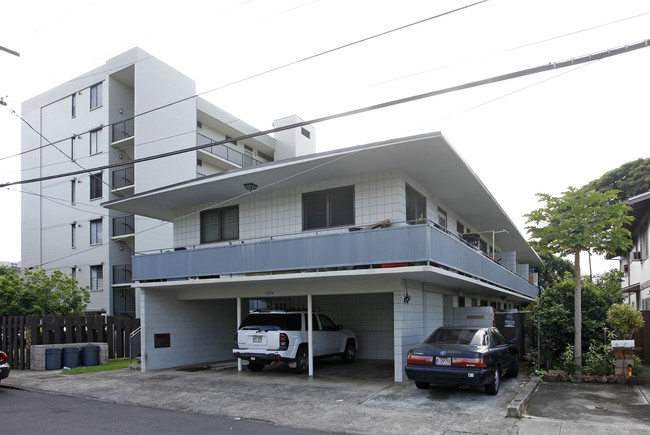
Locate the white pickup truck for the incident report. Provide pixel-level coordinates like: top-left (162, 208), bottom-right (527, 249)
top-left (233, 310), bottom-right (357, 373)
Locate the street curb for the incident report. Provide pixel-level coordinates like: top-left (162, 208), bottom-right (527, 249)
top-left (506, 375), bottom-right (539, 418)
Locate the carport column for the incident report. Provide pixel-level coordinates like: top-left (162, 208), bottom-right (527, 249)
top-left (237, 297), bottom-right (242, 372)
top-left (308, 294), bottom-right (313, 377)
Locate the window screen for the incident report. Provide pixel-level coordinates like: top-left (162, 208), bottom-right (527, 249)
top-left (302, 186), bottom-right (354, 230)
top-left (200, 206), bottom-right (239, 243)
top-left (406, 184), bottom-right (426, 224)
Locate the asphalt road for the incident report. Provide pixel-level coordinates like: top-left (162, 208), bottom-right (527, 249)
top-left (0, 386), bottom-right (325, 435)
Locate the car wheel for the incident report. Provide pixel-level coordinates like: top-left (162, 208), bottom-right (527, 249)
top-left (510, 355), bottom-right (519, 378)
top-left (247, 362), bottom-right (265, 372)
top-left (295, 346), bottom-right (309, 374)
top-left (485, 368), bottom-right (500, 395)
top-left (341, 339), bottom-right (356, 363)
top-left (415, 381), bottom-right (429, 390)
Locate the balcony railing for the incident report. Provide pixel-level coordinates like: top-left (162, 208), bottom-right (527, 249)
top-left (113, 264), bottom-right (133, 285)
top-left (111, 118), bottom-right (134, 143)
top-left (133, 224), bottom-right (539, 298)
top-left (112, 166), bottom-right (134, 190)
top-left (113, 215), bottom-right (135, 237)
top-left (197, 133), bottom-right (262, 167)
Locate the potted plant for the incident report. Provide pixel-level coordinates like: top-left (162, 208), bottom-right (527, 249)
top-left (607, 303), bottom-right (644, 374)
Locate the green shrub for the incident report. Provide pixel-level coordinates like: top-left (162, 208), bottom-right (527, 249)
top-left (607, 303), bottom-right (644, 339)
top-left (582, 339), bottom-right (614, 376)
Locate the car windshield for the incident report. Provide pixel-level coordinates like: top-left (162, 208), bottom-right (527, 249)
top-left (425, 328), bottom-right (483, 346)
top-left (239, 313), bottom-right (302, 331)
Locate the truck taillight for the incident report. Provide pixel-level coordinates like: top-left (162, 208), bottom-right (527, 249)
top-left (452, 357), bottom-right (486, 368)
top-left (0, 351), bottom-right (7, 363)
top-left (407, 354), bottom-right (433, 365)
top-left (279, 333), bottom-right (289, 350)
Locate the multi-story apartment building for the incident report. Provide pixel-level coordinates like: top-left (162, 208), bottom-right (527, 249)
top-left (21, 48), bottom-right (303, 317)
top-left (620, 191), bottom-right (650, 309)
top-left (104, 132), bottom-right (542, 381)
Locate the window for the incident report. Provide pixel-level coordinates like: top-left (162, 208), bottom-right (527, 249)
top-left (406, 184), bottom-right (426, 224)
top-left (437, 206), bottom-right (447, 229)
top-left (71, 223), bottom-right (76, 248)
top-left (90, 265), bottom-right (103, 290)
top-left (70, 138), bottom-right (75, 161)
top-left (480, 239), bottom-right (488, 254)
top-left (471, 298), bottom-right (478, 307)
top-left (90, 83), bottom-right (102, 109)
top-left (301, 127), bottom-right (311, 139)
top-left (318, 314), bottom-right (338, 331)
top-left (70, 179), bottom-right (76, 204)
top-left (90, 219), bottom-right (102, 245)
top-left (458, 296), bottom-right (465, 307)
top-left (639, 224), bottom-right (649, 260)
top-left (71, 93), bottom-right (76, 117)
top-left (90, 172), bottom-right (102, 200)
top-left (71, 267), bottom-right (76, 281)
top-left (302, 186), bottom-right (354, 230)
top-left (200, 206), bottom-right (239, 243)
top-left (457, 221), bottom-right (465, 234)
top-left (90, 129), bottom-right (101, 154)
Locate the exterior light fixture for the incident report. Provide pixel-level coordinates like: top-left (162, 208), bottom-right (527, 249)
top-left (243, 183), bottom-right (258, 192)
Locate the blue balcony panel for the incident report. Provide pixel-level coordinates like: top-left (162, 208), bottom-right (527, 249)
top-left (133, 225), bottom-right (539, 299)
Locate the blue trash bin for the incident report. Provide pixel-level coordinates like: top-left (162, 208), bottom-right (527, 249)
top-left (81, 345), bottom-right (99, 366)
top-left (62, 346), bottom-right (80, 368)
top-left (45, 348), bottom-right (62, 370)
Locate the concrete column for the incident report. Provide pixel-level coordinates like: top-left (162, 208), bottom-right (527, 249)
top-left (237, 297), bottom-right (242, 372)
top-left (308, 294), bottom-right (313, 377)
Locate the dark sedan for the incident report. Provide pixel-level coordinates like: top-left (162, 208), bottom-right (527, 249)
top-left (405, 326), bottom-right (518, 395)
top-left (0, 350), bottom-right (10, 383)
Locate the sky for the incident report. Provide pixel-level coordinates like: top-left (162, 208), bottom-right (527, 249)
top-left (1, 0), bottom-right (649, 275)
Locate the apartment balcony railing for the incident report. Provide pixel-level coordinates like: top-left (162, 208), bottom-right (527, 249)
top-left (111, 118), bottom-right (135, 143)
top-left (113, 263), bottom-right (133, 285)
top-left (197, 133), bottom-right (262, 167)
top-left (113, 214), bottom-right (135, 237)
top-left (133, 223), bottom-right (539, 299)
top-left (112, 166), bottom-right (134, 190)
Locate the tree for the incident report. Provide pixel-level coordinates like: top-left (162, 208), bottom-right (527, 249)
top-left (0, 268), bottom-right (90, 316)
top-left (525, 188), bottom-right (632, 372)
top-left (607, 303), bottom-right (645, 340)
top-left (528, 270), bottom-right (624, 370)
top-left (537, 251), bottom-right (574, 289)
top-left (582, 157), bottom-right (650, 201)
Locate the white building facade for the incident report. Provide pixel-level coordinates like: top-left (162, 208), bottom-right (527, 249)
top-left (105, 133), bottom-right (542, 381)
top-left (21, 48), bottom-right (298, 317)
top-left (620, 191), bottom-right (650, 309)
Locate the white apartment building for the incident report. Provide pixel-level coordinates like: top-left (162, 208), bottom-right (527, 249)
top-left (21, 48), bottom-right (305, 317)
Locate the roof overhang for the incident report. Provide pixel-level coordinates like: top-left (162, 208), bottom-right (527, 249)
top-left (104, 132), bottom-right (541, 266)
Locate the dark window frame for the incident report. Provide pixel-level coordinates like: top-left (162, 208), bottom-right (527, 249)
top-left (200, 205), bottom-right (239, 244)
top-left (90, 172), bottom-right (103, 200)
top-left (302, 185), bottom-right (355, 231)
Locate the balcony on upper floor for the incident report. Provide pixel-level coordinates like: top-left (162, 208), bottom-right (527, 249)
top-left (113, 263), bottom-right (133, 285)
top-left (112, 214), bottom-right (135, 239)
top-left (111, 118), bottom-right (134, 150)
top-left (197, 133), bottom-right (263, 168)
top-left (132, 222), bottom-right (540, 299)
top-left (111, 165), bottom-right (134, 195)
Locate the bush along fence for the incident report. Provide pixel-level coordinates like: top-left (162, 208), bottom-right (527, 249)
top-left (0, 316), bottom-right (140, 370)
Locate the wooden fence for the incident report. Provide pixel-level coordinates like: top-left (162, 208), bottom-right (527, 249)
top-left (0, 316), bottom-right (140, 370)
top-left (633, 310), bottom-right (650, 363)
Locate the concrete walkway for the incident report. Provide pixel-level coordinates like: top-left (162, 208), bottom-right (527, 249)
top-left (3, 361), bottom-right (650, 434)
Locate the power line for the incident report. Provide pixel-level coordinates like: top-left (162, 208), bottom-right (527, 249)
top-left (3, 1), bottom-right (487, 163)
top-left (3, 38), bottom-right (648, 189)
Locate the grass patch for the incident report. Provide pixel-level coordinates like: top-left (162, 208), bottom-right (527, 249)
top-left (61, 358), bottom-right (131, 375)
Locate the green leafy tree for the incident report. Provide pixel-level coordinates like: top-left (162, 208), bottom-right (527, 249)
top-left (537, 251), bottom-right (574, 289)
top-left (0, 268), bottom-right (90, 316)
top-left (582, 157), bottom-right (650, 201)
top-left (525, 188), bottom-right (632, 372)
top-left (607, 303), bottom-right (645, 340)
top-left (528, 270), bottom-right (623, 370)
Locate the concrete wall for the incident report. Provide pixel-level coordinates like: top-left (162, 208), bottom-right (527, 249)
top-left (141, 289), bottom-right (236, 371)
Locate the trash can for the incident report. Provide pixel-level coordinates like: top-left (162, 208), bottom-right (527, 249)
top-left (45, 348), bottom-right (62, 370)
top-left (62, 346), bottom-right (80, 368)
top-left (81, 345), bottom-right (99, 367)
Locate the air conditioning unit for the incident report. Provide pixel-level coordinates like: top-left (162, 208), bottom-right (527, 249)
top-left (632, 251), bottom-right (642, 261)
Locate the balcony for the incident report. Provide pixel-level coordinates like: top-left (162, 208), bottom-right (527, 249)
top-left (113, 263), bottom-right (133, 285)
top-left (113, 215), bottom-right (135, 238)
top-left (112, 118), bottom-right (134, 143)
top-left (197, 133), bottom-right (262, 167)
top-left (112, 166), bottom-right (134, 190)
top-left (133, 224), bottom-right (539, 299)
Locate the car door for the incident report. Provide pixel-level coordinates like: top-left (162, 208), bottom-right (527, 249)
top-left (318, 314), bottom-right (341, 354)
top-left (309, 313), bottom-right (328, 357)
top-left (490, 328), bottom-right (514, 371)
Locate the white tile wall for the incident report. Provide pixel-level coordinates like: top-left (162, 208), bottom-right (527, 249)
top-left (141, 289), bottom-right (236, 371)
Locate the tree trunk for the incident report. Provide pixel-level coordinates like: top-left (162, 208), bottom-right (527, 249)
top-left (574, 250), bottom-right (582, 374)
